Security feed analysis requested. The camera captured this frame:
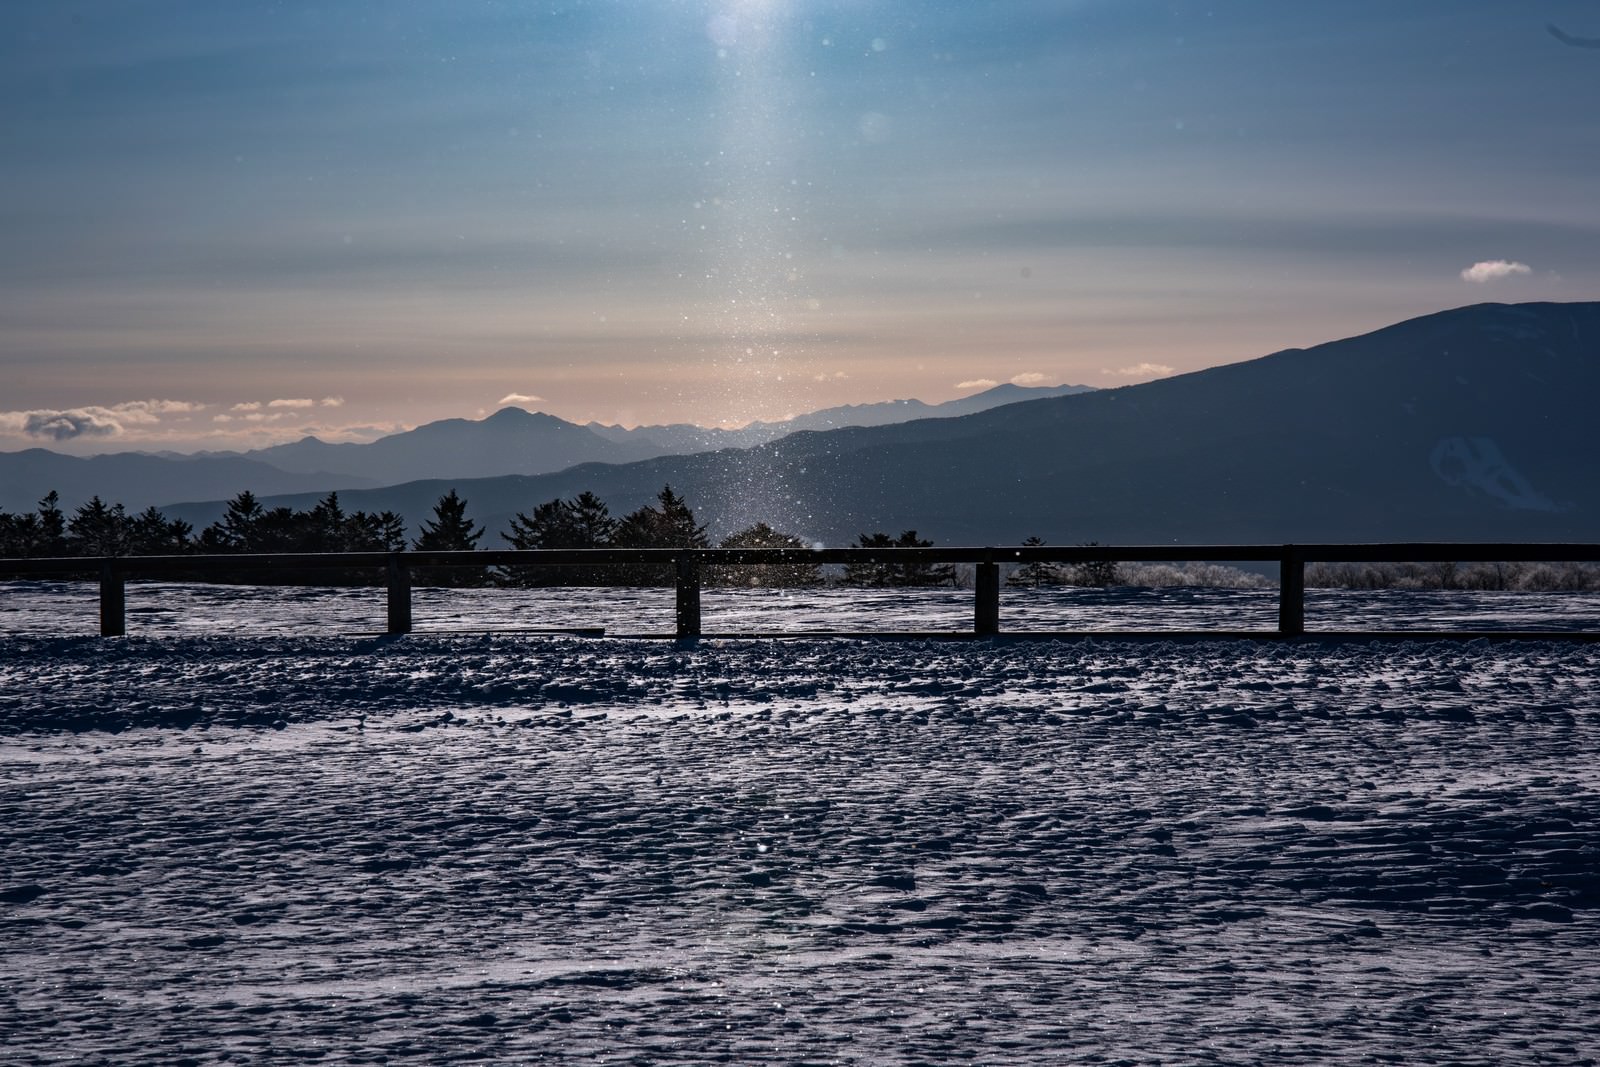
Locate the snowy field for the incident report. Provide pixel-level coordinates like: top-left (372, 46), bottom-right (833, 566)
top-left (2, 585), bottom-right (1598, 1064)
top-left (4, 579), bottom-right (1600, 637)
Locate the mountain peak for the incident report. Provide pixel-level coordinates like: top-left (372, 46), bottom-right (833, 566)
top-left (486, 406), bottom-right (537, 421)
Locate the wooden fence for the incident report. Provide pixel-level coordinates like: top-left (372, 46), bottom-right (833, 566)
top-left (3, 543), bottom-right (1599, 640)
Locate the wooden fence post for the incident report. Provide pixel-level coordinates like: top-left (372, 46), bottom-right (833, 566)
top-left (675, 555), bottom-right (701, 638)
top-left (99, 559), bottom-right (126, 637)
top-left (974, 560), bottom-right (1000, 635)
top-left (1278, 546), bottom-right (1305, 637)
top-left (386, 555), bottom-right (412, 635)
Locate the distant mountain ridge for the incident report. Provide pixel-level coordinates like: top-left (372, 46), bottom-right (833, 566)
top-left (160, 302), bottom-right (1600, 547)
top-left (243, 407), bottom-right (663, 482)
top-left (583, 382), bottom-right (1096, 453)
top-left (0, 449), bottom-right (378, 515)
top-left (0, 382), bottom-right (1092, 512)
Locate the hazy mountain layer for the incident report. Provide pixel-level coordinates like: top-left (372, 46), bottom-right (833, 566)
top-left (584, 382), bottom-right (1096, 453)
top-left (2, 384), bottom-right (1091, 515)
top-left (0, 450), bottom-right (376, 515)
top-left (163, 302), bottom-right (1600, 547)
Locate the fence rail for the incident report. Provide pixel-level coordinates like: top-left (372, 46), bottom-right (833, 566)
top-left (3, 543), bottom-right (1599, 639)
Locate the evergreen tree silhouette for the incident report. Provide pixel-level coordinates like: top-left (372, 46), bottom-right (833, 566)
top-left (414, 489), bottom-right (483, 551)
top-left (347, 510), bottom-right (407, 551)
top-left (413, 489), bottom-right (485, 586)
top-left (844, 530), bottom-right (954, 587)
top-left (201, 491), bottom-right (265, 552)
top-left (506, 498), bottom-right (580, 550)
top-left (568, 491), bottom-right (619, 548)
top-left (36, 492), bottom-right (67, 556)
top-left (306, 492), bottom-right (348, 552)
top-left (127, 506), bottom-right (192, 556)
top-left (504, 491), bottom-right (619, 586)
top-left (0, 507), bottom-right (38, 559)
top-left (0, 491), bottom-right (67, 558)
top-left (67, 496), bottom-right (130, 557)
top-left (614, 485), bottom-right (709, 549)
top-left (613, 484), bottom-right (708, 585)
top-left (712, 523), bottom-right (822, 587)
top-left (1007, 536), bottom-right (1063, 588)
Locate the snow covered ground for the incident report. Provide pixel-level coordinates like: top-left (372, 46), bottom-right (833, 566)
top-left (2, 584), bottom-right (1598, 1064)
top-left (3, 579), bottom-right (1600, 637)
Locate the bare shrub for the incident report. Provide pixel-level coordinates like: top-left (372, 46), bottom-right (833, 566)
top-left (1306, 560), bottom-right (1600, 591)
top-left (1118, 562), bottom-right (1271, 589)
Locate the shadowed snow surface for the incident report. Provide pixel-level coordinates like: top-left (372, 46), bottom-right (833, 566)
top-left (1, 598), bottom-right (1598, 1063)
top-left (4, 581), bottom-right (1600, 637)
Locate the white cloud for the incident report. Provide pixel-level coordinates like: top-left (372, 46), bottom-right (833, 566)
top-left (1460, 260), bottom-right (1532, 283)
top-left (115, 399), bottom-right (203, 421)
top-left (22, 411), bottom-right (122, 440)
top-left (319, 396), bottom-right (345, 408)
top-left (268, 397), bottom-right (316, 409)
top-left (0, 399), bottom-right (204, 441)
top-left (498, 392), bottom-right (543, 406)
top-left (811, 371), bottom-right (849, 382)
top-left (231, 401), bottom-right (262, 412)
top-left (955, 378), bottom-right (998, 391)
top-left (1101, 363), bottom-right (1176, 379)
top-left (1010, 372), bottom-right (1046, 386)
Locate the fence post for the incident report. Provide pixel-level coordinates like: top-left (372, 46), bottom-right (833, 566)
top-left (974, 559), bottom-right (1000, 636)
top-left (675, 555), bottom-right (702, 638)
top-left (99, 559), bottom-right (126, 637)
top-left (386, 554), bottom-right (412, 635)
top-left (1278, 546), bottom-right (1304, 637)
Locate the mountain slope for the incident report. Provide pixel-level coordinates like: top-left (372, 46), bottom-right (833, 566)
top-left (0, 451), bottom-right (376, 514)
top-left (163, 302), bottom-right (1600, 546)
top-left (1, 385), bottom-right (1095, 515)
top-left (245, 407), bottom-right (666, 482)
top-left (585, 382), bottom-right (1097, 453)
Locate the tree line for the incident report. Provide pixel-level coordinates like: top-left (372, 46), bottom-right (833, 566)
top-left (0, 484), bottom-right (972, 588)
top-left (13, 487), bottom-right (1585, 590)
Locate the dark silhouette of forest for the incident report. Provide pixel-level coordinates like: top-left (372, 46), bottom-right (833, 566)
top-left (0, 485), bottom-right (956, 588)
top-left (7, 486), bottom-right (1594, 591)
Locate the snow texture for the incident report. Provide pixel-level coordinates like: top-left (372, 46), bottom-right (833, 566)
top-left (4, 581), bottom-right (1600, 638)
top-left (1, 585), bottom-right (1598, 1064)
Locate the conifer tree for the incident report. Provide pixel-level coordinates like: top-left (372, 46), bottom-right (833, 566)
top-left (414, 489), bottom-right (483, 551)
top-left (0, 508), bottom-right (36, 559)
top-left (67, 496), bottom-right (130, 557)
top-left (1007, 536), bottom-right (1063, 588)
top-left (844, 530), bottom-right (955, 587)
top-left (306, 492), bottom-right (348, 552)
top-left (614, 484), bottom-right (708, 549)
top-left (36, 492), bottom-right (67, 556)
top-left (612, 484), bottom-right (708, 585)
top-left (127, 506), bottom-right (192, 556)
top-left (503, 491), bottom-right (620, 586)
top-left (346, 510), bottom-right (406, 551)
top-left (413, 489), bottom-right (485, 586)
top-left (711, 523), bottom-right (821, 587)
top-left (568, 491), bottom-right (618, 548)
top-left (201, 491), bottom-right (265, 552)
top-left (505, 498), bottom-right (580, 550)
top-left (0, 493), bottom-right (65, 558)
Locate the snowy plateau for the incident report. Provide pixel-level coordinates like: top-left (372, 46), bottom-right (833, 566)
top-left (2, 583), bottom-right (1598, 1065)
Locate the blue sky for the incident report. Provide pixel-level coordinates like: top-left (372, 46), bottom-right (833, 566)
top-left (4, 0), bottom-right (1599, 451)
